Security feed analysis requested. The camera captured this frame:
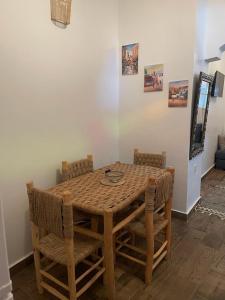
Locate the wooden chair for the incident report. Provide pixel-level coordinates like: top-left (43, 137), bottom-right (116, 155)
top-left (26, 182), bottom-right (105, 300)
top-left (61, 155), bottom-right (93, 182)
top-left (61, 155), bottom-right (94, 227)
top-left (134, 149), bottom-right (166, 169)
top-left (133, 149), bottom-right (167, 212)
top-left (116, 168), bottom-right (174, 285)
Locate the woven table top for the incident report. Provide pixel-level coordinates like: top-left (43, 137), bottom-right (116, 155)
top-left (48, 163), bottom-right (168, 215)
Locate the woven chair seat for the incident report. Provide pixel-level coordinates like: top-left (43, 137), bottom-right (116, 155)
top-left (126, 214), bottom-right (168, 238)
top-left (38, 233), bottom-right (102, 265)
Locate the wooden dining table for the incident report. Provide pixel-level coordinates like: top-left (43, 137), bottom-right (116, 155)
top-left (47, 162), bottom-right (172, 300)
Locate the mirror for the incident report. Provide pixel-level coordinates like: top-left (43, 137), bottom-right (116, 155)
top-left (190, 72), bottom-right (213, 159)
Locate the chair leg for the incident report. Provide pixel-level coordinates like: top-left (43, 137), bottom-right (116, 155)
top-left (65, 239), bottom-right (77, 300)
top-left (91, 215), bottom-right (100, 258)
top-left (33, 249), bottom-right (44, 294)
top-left (113, 234), bottom-right (116, 264)
top-left (102, 247), bottom-right (107, 286)
top-left (165, 198), bottom-right (172, 259)
top-left (104, 211), bottom-right (116, 300)
top-left (67, 265), bottom-right (76, 300)
top-left (145, 211), bottom-right (154, 285)
top-left (31, 224), bottom-right (43, 294)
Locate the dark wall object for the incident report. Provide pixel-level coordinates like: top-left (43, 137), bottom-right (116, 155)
top-left (190, 72), bottom-right (213, 159)
top-left (215, 136), bottom-right (225, 170)
top-left (215, 150), bottom-right (225, 170)
top-left (211, 71), bottom-right (225, 98)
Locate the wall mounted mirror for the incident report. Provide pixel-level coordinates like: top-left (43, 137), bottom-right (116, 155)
top-left (190, 72), bottom-right (213, 159)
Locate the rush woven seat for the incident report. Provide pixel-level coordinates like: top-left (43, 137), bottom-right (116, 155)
top-left (134, 149), bottom-right (166, 169)
top-left (116, 168), bottom-right (175, 286)
top-left (39, 233), bottom-right (102, 265)
top-left (126, 214), bottom-right (168, 238)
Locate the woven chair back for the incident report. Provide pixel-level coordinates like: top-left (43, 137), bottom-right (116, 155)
top-left (62, 156), bottom-right (93, 182)
top-left (28, 188), bottom-right (73, 239)
top-left (134, 149), bottom-right (166, 169)
top-left (146, 171), bottom-right (173, 211)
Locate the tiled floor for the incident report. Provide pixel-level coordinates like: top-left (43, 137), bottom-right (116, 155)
top-left (201, 168), bottom-right (225, 213)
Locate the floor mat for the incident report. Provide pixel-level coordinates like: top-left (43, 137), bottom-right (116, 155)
top-left (196, 168), bottom-right (225, 219)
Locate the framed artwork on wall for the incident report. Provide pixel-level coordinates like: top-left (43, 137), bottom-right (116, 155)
top-left (144, 64), bottom-right (163, 92)
top-left (122, 43), bottom-right (139, 75)
top-left (168, 80), bottom-right (189, 107)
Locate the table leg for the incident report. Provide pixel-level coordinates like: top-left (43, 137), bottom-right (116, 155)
top-left (145, 210), bottom-right (154, 285)
top-left (165, 197), bottom-right (172, 259)
top-left (104, 210), bottom-right (116, 300)
top-left (91, 215), bottom-right (99, 258)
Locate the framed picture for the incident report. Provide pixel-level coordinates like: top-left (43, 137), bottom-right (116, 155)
top-left (168, 80), bottom-right (189, 107)
top-left (144, 64), bottom-right (163, 92)
top-left (122, 43), bottom-right (139, 75)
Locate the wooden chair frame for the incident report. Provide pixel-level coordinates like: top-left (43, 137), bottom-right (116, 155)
top-left (72, 203), bottom-right (145, 300)
top-left (61, 154), bottom-right (95, 228)
top-left (115, 168), bottom-right (175, 285)
top-left (72, 194), bottom-right (148, 300)
top-left (134, 149), bottom-right (166, 169)
top-left (27, 182), bottom-right (105, 300)
top-left (61, 154), bottom-right (93, 182)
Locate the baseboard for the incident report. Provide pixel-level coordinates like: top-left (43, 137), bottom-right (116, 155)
top-left (5, 293), bottom-right (14, 300)
top-left (172, 196), bottom-right (202, 221)
top-left (187, 196), bottom-right (201, 215)
top-left (10, 252), bottom-right (33, 277)
top-left (0, 281), bottom-right (13, 299)
top-left (201, 164), bottom-right (215, 179)
top-left (172, 209), bottom-right (188, 221)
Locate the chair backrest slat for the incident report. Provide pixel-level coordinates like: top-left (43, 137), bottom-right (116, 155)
top-left (62, 155), bottom-right (93, 182)
top-left (134, 149), bottom-right (166, 169)
top-left (145, 171), bottom-right (173, 211)
top-left (27, 184), bottom-right (73, 239)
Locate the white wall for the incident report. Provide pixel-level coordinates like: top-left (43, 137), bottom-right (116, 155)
top-left (0, 0), bottom-right (119, 266)
top-left (2, 0), bottom-right (225, 267)
top-left (187, 59), bottom-right (225, 211)
top-left (0, 199), bottom-right (13, 300)
top-left (204, 0), bottom-right (225, 61)
top-left (118, 0), bottom-right (197, 213)
top-left (195, 0), bottom-right (208, 62)
top-left (202, 57), bottom-right (225, 174)
top-left (187, 0), bottom-right (225, 213)
top-left (187, 0), bottom-right (208, 213)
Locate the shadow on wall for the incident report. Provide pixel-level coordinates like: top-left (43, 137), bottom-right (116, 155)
top-left (52, 21), bottom-right (67, 29)
top-left (206, 43), bottom-right (225, 63)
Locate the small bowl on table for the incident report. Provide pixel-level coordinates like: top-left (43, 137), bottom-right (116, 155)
top-left (105, 170), bottom-right (124, 183)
